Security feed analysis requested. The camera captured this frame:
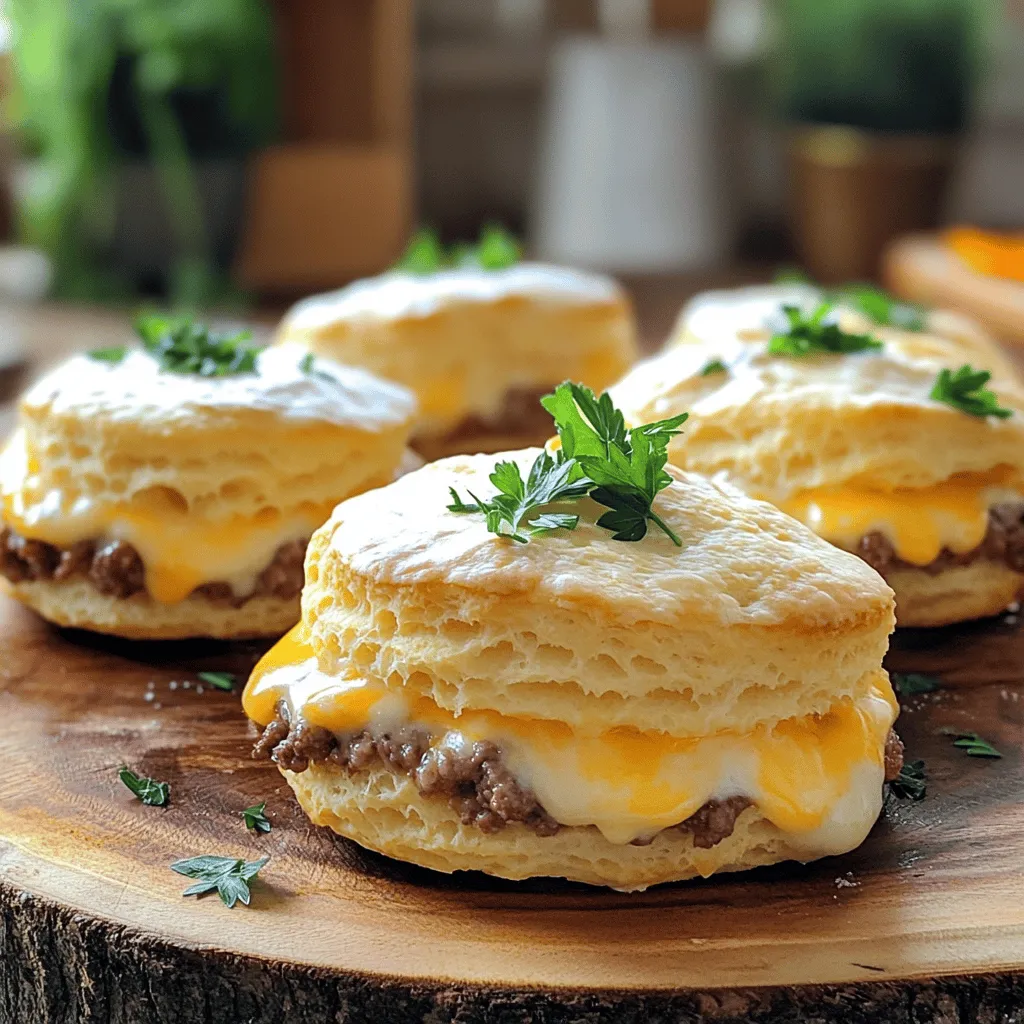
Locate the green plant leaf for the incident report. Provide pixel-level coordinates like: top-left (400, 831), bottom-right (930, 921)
top-left (171, 854), bottom-right (269, 908)
top-left (118, 766), bottom-right (169, 807)
top-left (198, 671), bottom-right (235, 692)
top-left (930, 365), bottom-right (1012, 419)
top-left (242, 802), bottom-right (271, 833)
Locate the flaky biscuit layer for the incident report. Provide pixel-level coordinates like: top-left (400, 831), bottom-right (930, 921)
top-left (612, 313), bottom-right (1024, 499)
top-left (10, 345), bottom-right (416, 522)
top-left (277, 266), bottom-right (638, 438)
top-left (3, 577), bottom-right (298, 639)
top-left (301, 450), bottom-right (894, 735)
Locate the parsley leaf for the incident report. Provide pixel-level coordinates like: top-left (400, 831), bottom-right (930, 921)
top-left (948, 731), bottom-right (1002, 759)
top-left (768, 302), bottom-right (883, 357)
top-left (699, 358), bottom-right (728, 377)
top-left (394, 224), bottom-right (521, 274)
top-left (890, 759), bottom-right (927, 800)
top-left (460, 223), bottom-right (522, 270)
top-left (890, 672), bottom-right (940, 696)
top-left (449, 383), bottom-right (687, 547)
top-left (136, 316), bottom-right (259, 377)
top-left (831, 283), bottom-right (925, 332)
top-left (448, 451), bottom-right (589, 543)
top-left (118, 766), bottom-right (169, 807)
top-left (394, 228), bottom-right (447, 274)
top-left (930, 365), bottom-right (1012, 419)
top-left (242, 801), bottom-right (271, 833)
top-left (171, 854), bottom-right (269, 908)
top-left (198, 671), bottom-right (235, 692)
top-left (88, 346), bottom-right (128, 365)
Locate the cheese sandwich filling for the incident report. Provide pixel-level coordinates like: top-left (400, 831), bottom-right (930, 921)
top-left (245, 625), bottom-right (898, 849)
top-left (0, 430), bottom-right (329, 603)
top-left (774, 467), bottom-right (1024, 567)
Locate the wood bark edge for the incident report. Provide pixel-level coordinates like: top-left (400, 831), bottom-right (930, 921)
top-left (3, 879), bottom-right (1023, 1023)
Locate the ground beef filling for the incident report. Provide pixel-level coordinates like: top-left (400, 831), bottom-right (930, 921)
top-left (0, 526), bottom-right (306, 605)
top-left (855, 501), bottom-right (1024, 577)
top-left (252, 703), bottom-right (906, 847)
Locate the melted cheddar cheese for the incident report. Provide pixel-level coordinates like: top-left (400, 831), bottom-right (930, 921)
top-left (246, 626), bottom-right (898, 848)
top-left (777, 469), bottom-right (1023, 566)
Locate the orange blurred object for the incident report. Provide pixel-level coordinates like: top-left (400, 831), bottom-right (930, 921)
top-left (944, 227), bottom-right (1024, 284)
top-left (884, 233), bottom-right (1024, 347)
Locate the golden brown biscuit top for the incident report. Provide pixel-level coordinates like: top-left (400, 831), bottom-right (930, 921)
top-left (312, 448), bottom-right (893, 631)
top-left (21, 342), bottom-right (416, 433)
top-left (612, 316), bottom-right (1024, 496)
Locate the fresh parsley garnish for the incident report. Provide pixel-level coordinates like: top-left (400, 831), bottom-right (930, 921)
top-left (891, 672), bottom-right (940, 696)
top-left (135, 315), bottom-right (259, 377)
top-left (171, 855), bottom-right (269, 908)
top-left (947, 731), bottom-right (1002, 759)
top-left (446, 452), bottom-right (589, 543)
top-left (771, 271), bottom-right (925, 332)
top-left (890, 759), bottom-right (927, 800)
top-left (394, 228), bottom-right (447, 273)
top-left (457, 222), bottom-right (522, 270)
top-left (118, 766), bottom-right (169, 807)
top-left (768, 303), bottom-right (883, 357)
top-left (88, 346), bottom-right (128, 365)
top-left (699, 358), bottom-right (728, 377)
top-left (832, 284), bottom-right (925, 332)
top-left (242, 802), bottom-right (271, 833)
top-left (930, 365), bottom-right (1012, 419)
top-left (448, 382), bottom-right (687, 546)
top-left (394, 224), bottom-right (521, 274)
top-left (198, 671), bottom-right (235, 692)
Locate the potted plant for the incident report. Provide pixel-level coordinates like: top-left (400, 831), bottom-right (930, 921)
top-left (775, 0), bottom-right (989, 283)
top-left (7, 0), bottom-right (278, 306)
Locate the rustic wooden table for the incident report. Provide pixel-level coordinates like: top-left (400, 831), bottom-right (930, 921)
top-left (2, 284), bottom-right (1024, 1024)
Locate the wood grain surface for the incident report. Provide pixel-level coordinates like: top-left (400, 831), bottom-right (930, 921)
top-left (1, 593), bottom-right (1024, 1024)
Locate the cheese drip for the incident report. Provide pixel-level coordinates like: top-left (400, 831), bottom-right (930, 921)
top-left (1, 431), bottom-right (331, 603)
top-left (777, 469), bottom-right (1023, 566)
top-left (246, 626), bottom-right (898, 847)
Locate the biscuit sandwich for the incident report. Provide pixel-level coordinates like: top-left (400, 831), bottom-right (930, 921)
top-left (245, 383), bottom-right (900, 890)
top-left (673, 280), bottom-right (1003, 359)
top-left (612, 290), bottom-right (1024, 627)
top-left (0, 317), bottom-right (416, 639)
top-left (275, 227), bottom-right (637, 460)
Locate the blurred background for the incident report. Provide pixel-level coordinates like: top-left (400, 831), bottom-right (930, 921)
top-left (0, 0), bottom-right (1019, 324)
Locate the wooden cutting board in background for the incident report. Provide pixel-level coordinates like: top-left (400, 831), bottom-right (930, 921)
top-left (1, 594), bottom-right (1024, 1024)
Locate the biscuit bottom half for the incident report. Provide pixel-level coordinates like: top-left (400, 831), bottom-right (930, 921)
top-left (777, 487), bottom-right (1024, 627)
top-left (247, 668), bottom-right (902, 890)
top-left (288, 763), bottom-right (799, 891)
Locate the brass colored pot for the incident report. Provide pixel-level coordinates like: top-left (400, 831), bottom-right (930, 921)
top-left (787, 125), bottom-right (957, 284)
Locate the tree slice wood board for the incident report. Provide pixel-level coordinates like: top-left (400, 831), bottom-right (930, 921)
top-left (2, 593), bottom-right (1024, 1024)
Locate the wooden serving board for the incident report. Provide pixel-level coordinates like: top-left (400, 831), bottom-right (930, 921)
top-left (2, 595), bottom-right (1024, 1024)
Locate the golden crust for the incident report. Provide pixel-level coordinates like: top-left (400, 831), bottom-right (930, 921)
top-left (286, 762), bottom-right (807, 891)
top-left (301, 450), bottom-right (894, 735)
top-left (612, 310), bottom-right (1024, 499)
top-left (276, 266), bottom-right (638, 441)
top-left (2, 577), bottom-right (298, 639)
top-left (885, 561), bottom-right (1024, 628)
